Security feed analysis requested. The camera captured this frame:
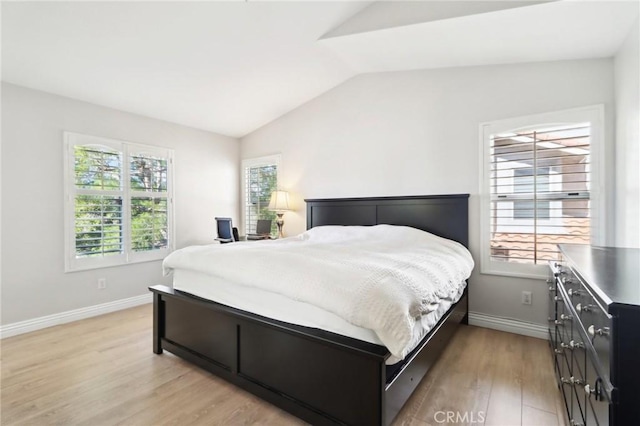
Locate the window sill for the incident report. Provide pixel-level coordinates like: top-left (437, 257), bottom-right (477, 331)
top-left (65, 252), bottom-right (169, 273)
top-left (480, 265), bottom-right (548, 280)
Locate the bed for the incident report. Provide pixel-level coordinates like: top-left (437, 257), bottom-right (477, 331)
top-left (149, 194), bottom-right (470, 425)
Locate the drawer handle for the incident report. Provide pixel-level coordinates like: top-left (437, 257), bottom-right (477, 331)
top-left (554, 349), bottom-right (565, 356)
top-left (569, 340), bottom-right (584, 350)
top-left (554, 320), bottom-right (565, 326)
top-left (585, 383), bottom-right (596, 396)
top-left (560, 340), bottom-right (584, 350)
top-left (548, 286), bottom-right (555, 293)
top-left (568, 289), bottom-right (583, 297)
top-left (560, 314), bottom-right (572, 321)
top-left (554, 296), bottom-right (562, 302)
top-left (588, 325), bottom-right (610, 338)
top-left (561, 376), bottom-right (584, 386)
top-left (585, 378), bottom-right (606, 401)
top-left (576, 303), bottom-right (594, 313)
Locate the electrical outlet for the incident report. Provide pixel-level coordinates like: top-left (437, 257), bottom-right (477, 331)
top-left (522, 291), bottom-right (532, 305)
top-left (98, 278), bottom-right (107, 289)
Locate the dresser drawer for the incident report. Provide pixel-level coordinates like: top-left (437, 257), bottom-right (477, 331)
top-left (571, 386), bottom-right (587, 426)
top-left (586, 397), bottom-right (610, 426)
top-left (571, 288), bottom-right (612, 391)
top-left (555, 290), bottom-right (574, 354)
top-left (585, 357), bottom-right (611, 426)
top-left (559, 357), bottom-right (574, 420)
top-left (568, 329), bottom-right (587, 385)
top-left (585, 308), bottom-right (612, 390)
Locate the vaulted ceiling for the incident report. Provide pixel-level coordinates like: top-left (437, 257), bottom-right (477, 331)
top-left (2, 1), bottom-right (638, 138)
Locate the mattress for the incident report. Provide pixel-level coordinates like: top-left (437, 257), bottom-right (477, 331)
top-left (172, 268), bottom-right (466, 365)
top-left (165, 225), bottom-right (474, 363)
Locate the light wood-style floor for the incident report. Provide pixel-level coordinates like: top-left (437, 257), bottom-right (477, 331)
top-left (1, 304), bottom-right (566, 426)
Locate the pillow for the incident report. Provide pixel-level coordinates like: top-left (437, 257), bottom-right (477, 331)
top-left (299, 224), bottom-right (433, 244)
top-left (298, 225), bottom-right (370, 243)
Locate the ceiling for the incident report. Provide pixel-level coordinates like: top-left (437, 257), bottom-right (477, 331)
top-left (2, 1), bottom-right (638, 138)
top-left (320, 1), bottom-right (639, 72)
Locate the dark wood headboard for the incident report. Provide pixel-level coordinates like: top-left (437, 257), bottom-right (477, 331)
top-left (305, 194), bottom-right (469, 248)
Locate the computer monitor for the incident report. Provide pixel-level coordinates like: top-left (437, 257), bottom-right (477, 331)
top-left (255, 219), bottom-right (272, 236)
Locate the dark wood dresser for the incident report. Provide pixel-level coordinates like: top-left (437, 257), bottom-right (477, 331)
top-left (548, 245), bottom-right (640, 426)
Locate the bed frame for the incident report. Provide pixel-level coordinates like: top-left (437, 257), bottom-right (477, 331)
top-left (149, 194), bottom-right (470, 425)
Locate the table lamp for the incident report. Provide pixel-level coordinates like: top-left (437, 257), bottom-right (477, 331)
top-left (268, 190), bottom-right (290, 238)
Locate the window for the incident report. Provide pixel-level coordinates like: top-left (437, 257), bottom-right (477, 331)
top-left (241, 155), bottom-right (280, 235)
top-left (64, 132), bottom-right (173, 271)
top-left (481, 105), bottom-right (605, 278)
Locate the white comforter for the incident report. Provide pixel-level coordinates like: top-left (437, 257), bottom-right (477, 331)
top-left (163, 225), bottom-right (474, 360)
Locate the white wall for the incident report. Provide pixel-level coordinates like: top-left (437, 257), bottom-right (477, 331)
top-left (1, 83), bottom-right (239, 325)
top-left (241, 59), bottom-right (615, 326)
top-left (614, 18), bottom-right (640, 248)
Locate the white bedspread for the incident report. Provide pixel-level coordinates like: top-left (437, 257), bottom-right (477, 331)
top-left (163, 225), bottom-right (474, 360)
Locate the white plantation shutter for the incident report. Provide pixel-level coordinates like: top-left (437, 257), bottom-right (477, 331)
top-left (490, 124), bottom-right (591, 264)
top-left (72, 143), bottom-right (125, 262)
top-left (241, 155), bottom-right (279, 236)
top-left (130, 197), bottom-right (168, 251)
top-left (74, 195), bottom-right (124, 256)
top-left (65, 132), bottom-right (173, 271)
top-left (129, 151), bottom-right (169, 253)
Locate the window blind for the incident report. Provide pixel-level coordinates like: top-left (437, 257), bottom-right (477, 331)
top-left (490, 124), bottom-right (591, 264)
top-left (74, 195), bottom-right (123, 257)
top-left (74, 145), bottom-right (124, 258)
top-left (130, 153), bottom-right (169, 252)
top-left (244, 163), bottom-right (277, 235)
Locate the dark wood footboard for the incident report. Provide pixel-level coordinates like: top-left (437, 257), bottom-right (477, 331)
top-left (150, 284), bottom-right (468, 425)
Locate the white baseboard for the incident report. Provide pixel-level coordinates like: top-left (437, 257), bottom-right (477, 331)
top-left (468, 311), bottom-right (548, 340)
top-left (0, 294), bottom-right (152, 339)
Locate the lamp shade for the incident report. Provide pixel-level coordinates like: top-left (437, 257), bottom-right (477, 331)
top-left (268, 190), bottom-right (290, 212)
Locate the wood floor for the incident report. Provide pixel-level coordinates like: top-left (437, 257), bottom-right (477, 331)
top-left (1, 304), bottom-right (566, 426)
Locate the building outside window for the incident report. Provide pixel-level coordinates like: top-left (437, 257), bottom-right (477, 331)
top-left (513, 167), bottom-right (550, 220)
